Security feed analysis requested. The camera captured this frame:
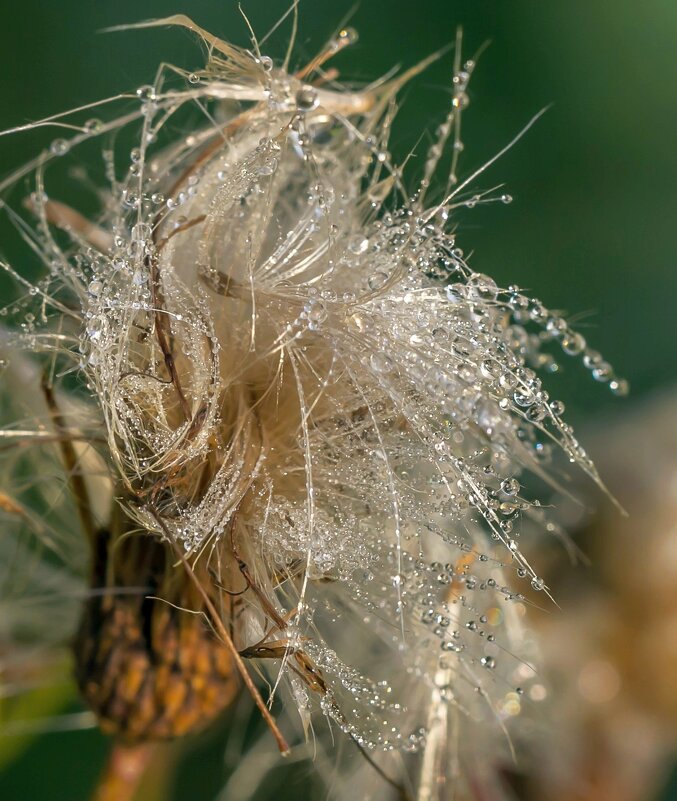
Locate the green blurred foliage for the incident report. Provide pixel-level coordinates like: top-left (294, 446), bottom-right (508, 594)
top-left (0, 2), bottom-right (675, 799)
top-left (0, 674), bottom-right (76, 772)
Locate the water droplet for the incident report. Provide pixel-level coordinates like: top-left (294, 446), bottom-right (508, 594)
top-left (513, 388), bottom-right (535, 408)
top-left (136, 85), bottom-right (156, 101)
top-left (337, 27), bottom-right (358, 46)
top-left (368, 271), bottom-right (389, 291)
top-left (123, 193), bottom-right (140, 209)
top-left (583, 350), bottom-right (603, 369)
top-left (295, 86), bottom-right (319, 112)
top-left (306, 301), bottom-right (327, 326)
top-left (501, 478), bottom-right (520, 496)
top-left (452, 91), bottom-right (469, 109)
top-left (526, 403), bottom-right (547, 422)
top-left (131, 223), bottom-right (151, 242)
top-left (561, 332), bottom-right (586, 355)
top-left (348, 235), bottom-right (369, 255)
top-left (468, 273), bottom-right (498, 301)
top-left (609, 378), bottom-right (629, 397)
top-left (84, 118), bottom-right (103, 134)
top-left (50, 138), bottom-right (69, 156)
top-left (550, 399), bottom-right (565, 415)
top-left (370, 352), bottom-right (394, 373)
top-left (592, 363), bottom-right (612, 382)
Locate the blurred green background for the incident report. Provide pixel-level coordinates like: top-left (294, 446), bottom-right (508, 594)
top-left (0, 1), bottom-right (675, 799)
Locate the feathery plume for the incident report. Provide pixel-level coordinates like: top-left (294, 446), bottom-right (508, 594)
top-left (0, 13), bottom-right (627, 800)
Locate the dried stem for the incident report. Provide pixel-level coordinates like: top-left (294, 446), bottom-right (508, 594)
top-left (90, 743), bottom-right (155, 801)
top-left (41, 375), bottom-right (97, 546)
top-left (148, 510), bottom-right (290, 755)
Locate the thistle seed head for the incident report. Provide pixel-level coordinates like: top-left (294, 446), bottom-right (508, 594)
top-left (0, 14), bottom-right (627, 797)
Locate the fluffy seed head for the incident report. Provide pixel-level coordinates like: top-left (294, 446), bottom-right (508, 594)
top-left (0, 14), bottom-right (627, 799)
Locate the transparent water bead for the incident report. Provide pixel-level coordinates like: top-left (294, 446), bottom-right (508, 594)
top-left (370, 352), bottom-right (394, 373)
top-left (610, 378), bottom-right (630, 396)
top-left (513, 387), bottom-right (535, 407)
top-left (561, 332), bottom-right (586, 355)
top-left (368, 271), bottom-right (389, 290)
top-left (295, 86), bottom-right (319, 112)
top-left (136, 85), bottom-right (156, 101)
top-left (84, 118), bottom-right (103, 133)
top-left (131, 223), bottom-right (152, 242)
top-left (336, 27), bottom-right (358, 47)
top-left (49, 138), bottom-right (70, 156)
top-left (348, 235), bottom-right (369, 255)
top-left (452, 91), bottom-right (469, 109)
top-left (501, 478), bottom-right (520, 496)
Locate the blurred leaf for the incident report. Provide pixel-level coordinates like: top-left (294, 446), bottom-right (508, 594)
top-left (0, 659), bottom-right (78, 771)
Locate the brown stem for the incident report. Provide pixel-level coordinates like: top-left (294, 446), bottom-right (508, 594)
top-left (41, 376), bottom-right (97, 546)
top-left (90, 743), bottom-right (155, 801)
top-left (146, 507), bottom-right (290, 755)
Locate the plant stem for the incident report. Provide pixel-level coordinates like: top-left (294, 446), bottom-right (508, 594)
top-left (91, 743), bottom-right (155, 801)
